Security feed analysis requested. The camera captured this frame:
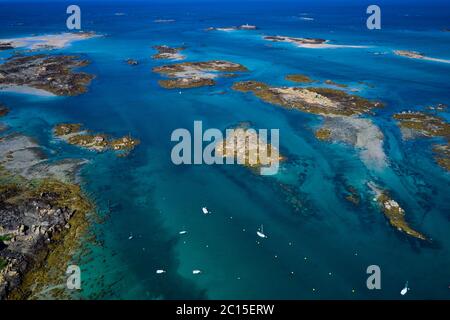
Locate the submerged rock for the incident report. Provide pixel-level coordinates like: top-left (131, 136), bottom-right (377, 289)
top-left (285, 74), bottom-right (314, 83)
top-left (0, 104), bottom-right (9, 117)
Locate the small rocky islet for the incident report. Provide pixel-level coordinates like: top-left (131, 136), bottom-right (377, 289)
top-left (54, 123), bottom-right (140, 156)
top-left (152, 45), bottom-right (186, 61)
top-left (153, 60), bottom-right (248, 89)
top-left (214, 122), bottom-right (284, 172)
top-left (0, 54), bottom-right (94, 96)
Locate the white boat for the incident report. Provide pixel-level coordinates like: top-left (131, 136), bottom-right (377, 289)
top-left (179, 230), bottom-right (188, 235)
top-left (156, 269), bottom-right (166, 274)
top-left (257, 224), bottom-right (268, 239)
top-left (192, 269), bottom-right (202, 275)
top-left (128, 234), bottom-right (134, 240)
top-left (202, 207), bottom-right (210, 215)
top-left (400, 282), bottom-right (409, 295)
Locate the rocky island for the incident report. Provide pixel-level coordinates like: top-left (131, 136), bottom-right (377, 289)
top-left (153, 60), bottom-right (248, 89)
top-left (152, 45), bottom-right (186, 61)
top-left (368, 182), bottom-right (427, 241)
top-left (214, 122), bottom-right (284, 173)
top-left (0, 55), bottom-right (94, 96)
top-left (0, 129), bottom-right (93, 299)
top-left (232, 80), bottom-right (386, 168)
top-left (54, 123), bottom-right (140, 156)
top-left (285, 74), bottom-right (314, 83)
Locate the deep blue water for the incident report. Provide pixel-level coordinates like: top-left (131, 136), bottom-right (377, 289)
top-left (0, 1), bottom-right (449, 299)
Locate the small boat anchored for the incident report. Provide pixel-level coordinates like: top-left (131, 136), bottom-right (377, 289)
top-left (156, 269), bottom-right (166, 274)
top-left (257, 224), bottom-right (268, 239)
top-left (400, 281), bottom-right (410, 296)
top-left (192, 269), bottom-right (202, 275)
top-left (179, 230), bottom-right (188, 235)
top-left (202, 207), bottom-right (210, 215)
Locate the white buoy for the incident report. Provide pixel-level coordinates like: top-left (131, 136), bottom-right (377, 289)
top-left (400, 282), bottom-right (409, 296)
top-left (202, 207), bottom-right (210, 215)
top-left (256, 224), bottom-right (268, 239)
top-left (156, 269), bottom-right (166, 274)
top-left (192, 269), bottom-right (202, 275)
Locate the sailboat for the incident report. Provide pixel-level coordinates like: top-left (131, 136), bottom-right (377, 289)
top-left (257, 224), bottom-right (268, 239)
top-left (400, 281), bottom-right (409, 295)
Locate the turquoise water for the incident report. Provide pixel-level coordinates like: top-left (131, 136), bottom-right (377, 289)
top-left (1, 1), bottom-right (449, 299)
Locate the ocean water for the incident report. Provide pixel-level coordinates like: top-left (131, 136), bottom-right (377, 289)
top-left (0, 0), bottom-right (449, 299)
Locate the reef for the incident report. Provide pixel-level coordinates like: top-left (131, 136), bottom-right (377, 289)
top-left (394, 111), bottom-right (450, 171)
top-left (153, 60), bottom-right (248, 89)
top-left (0, 105), bottom-right (9, 117)
top-left (393, 112), bottom-right (450, 139)
top-left (152, 45), bottom-right (186, 60)
top-left (285, 74), bottom-right (314, 83)
top-left (0, 55), bottom-right (94, 96)
top-left (368, 182), bottom-right (427, 241)
top-left (54, 123), bottom-right (140, 156)
top-left (264, 36), bottom-right (326, 46)
top-left (0, 130), bottom-right (93, 299)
